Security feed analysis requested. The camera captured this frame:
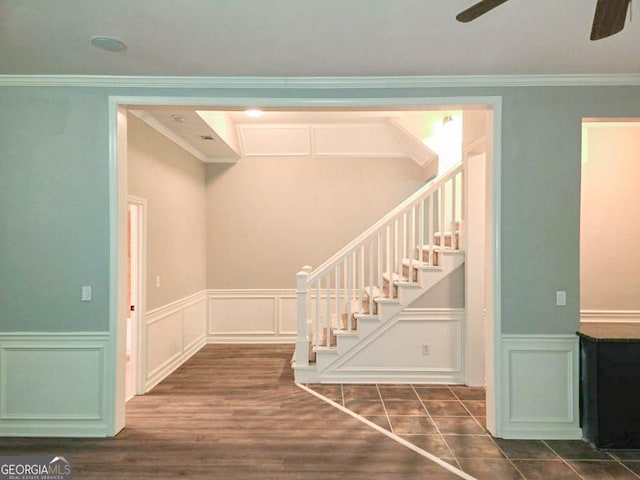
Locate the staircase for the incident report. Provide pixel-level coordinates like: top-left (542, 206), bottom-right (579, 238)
top-left (293, 164), bottom-right (465, 383)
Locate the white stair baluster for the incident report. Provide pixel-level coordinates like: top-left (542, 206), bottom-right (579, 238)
top-left (410, 206), bottom-right (416, 282)
top-left (451, 175), bottom-right (457, 249)
top-left (429, 192), bottom-right (435, 265)
top-left (325, 274), bottom-right (331, 347)
top-left (335, 265), bottom-right (340, 331)
top-left (315, 280), bottom-right (320, 349)
top-left (440, 185), bottom-right (445, 250)
top-left (419, 198), bottom-right (425, 267)
top-left (295, 268), bottom-right (310, 367)
top-left (377, 231), bottom-right (382, 311)
top-left (292, 164), bottom-right (464, 370)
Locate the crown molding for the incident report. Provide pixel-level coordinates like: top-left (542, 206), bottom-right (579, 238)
top-left (2, 74), bottom-right (640, 89)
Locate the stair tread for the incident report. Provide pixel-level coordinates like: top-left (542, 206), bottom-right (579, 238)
top-left (353, 314), bottom-right (379, 320)
top-left (417, 245), bottom-right (464, 254)
top-left (374, 297), bottom-right (401, 304)
top-left (333, 329), bottom-right (358, 336)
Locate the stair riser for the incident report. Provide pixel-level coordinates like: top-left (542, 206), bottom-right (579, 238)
top-left (434, 232), bottom-right (460, 249)
top-left (420, 249), bottom-right (440, 266)
top-left (401, 263), bottom-right (419, 281)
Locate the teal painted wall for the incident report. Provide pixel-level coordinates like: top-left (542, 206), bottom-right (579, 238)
top-left (1, 84), bottom-right (640, 334)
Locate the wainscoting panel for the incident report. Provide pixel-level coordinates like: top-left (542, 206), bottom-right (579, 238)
top-left (0, 332), bottom-right (110, 437)
top-left (183, 299), bottom-right (207, 350)
top-left (144, 291), bottom-right (207, 391)
top-left (501, 334), bottom-right (581, 439)
top-left (207, 290), bottom-right (297, 343)
top-left (322, 309), bottom-right (464, 384)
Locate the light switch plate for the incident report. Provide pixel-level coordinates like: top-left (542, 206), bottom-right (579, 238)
top-left (556, 290), bottom-right (567, 306)
top-left (82, 286), bottom-right (92, 302)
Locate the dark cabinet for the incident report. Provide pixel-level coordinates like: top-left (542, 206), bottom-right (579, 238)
top-left (579, 326), bottom-right (640, 449)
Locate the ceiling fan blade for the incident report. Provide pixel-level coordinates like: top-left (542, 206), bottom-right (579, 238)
top-left (456, 0), bottom-right (511, 23)
top-left (591, 0), bottom-right (630, 40)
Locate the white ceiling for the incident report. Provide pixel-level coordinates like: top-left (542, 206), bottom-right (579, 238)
top-left (1, 0), bottom-right (639, 76)
top-left (132, 108), bottom-right (457, 163)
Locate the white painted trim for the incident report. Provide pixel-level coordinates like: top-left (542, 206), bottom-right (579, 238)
top-left (4, 74), bottom-right (640, 88)
top-left (491, 101), bottom-right (503, 437)
top-left (388, 119), bottom-right (438, 167)
top-left (0, 332), bottom-right (110, 339)
top-left (110, 93), bottom-right (502, 439)
top-left (500, 334), bottom-right (581, 440)
top-left (322, 308), bottom-right (464, 382)
top-left (143, 291), bottom-right (208, 392)
top-left (208, 336), bottom-right (296, 344)
top-left (146, 289), bottom-right (208, 322)
top-left (580, 310), bottom-right (640, 323)
top-left (129, 110), bottom-right (214, 163)
top-left (145, 334), bottom-right (206, 392)
top-left (463, 135), bottom-right (487, 156)
top-left (0, 332), bottom-right (110, 437)
top-left (296, 384), bottom-right (475, 480)
top-left (127, 196), bottom-right (147, 396)
top-left (207, 289), bottom-right (297, 342)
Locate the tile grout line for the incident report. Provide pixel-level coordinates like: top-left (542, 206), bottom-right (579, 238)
top-left (297, 383), bottom-right (479, 480)
top-left (448, 386), bottom-right (486, 431)
top-left (375, 384), bottom-right (394, 434)
top-left (413, 384), bottom-right (463, 471)
top-left (595, 449), bottom-right (640, 480)
top-left (448, 386), bottom-right (529, 480)
top-left (540, 440), bottom-right (590, 480)
top-left (614, 458), bottom-right (640, 480)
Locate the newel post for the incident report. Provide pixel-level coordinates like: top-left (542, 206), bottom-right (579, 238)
top-left (294, 266), bottom-right (312, 368)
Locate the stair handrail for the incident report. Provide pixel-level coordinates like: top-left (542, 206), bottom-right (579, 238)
top-left (308, 163), bottom-right (463, 283)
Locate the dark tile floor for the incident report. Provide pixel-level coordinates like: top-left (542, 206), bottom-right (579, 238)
top-left (307, 384), bottom-right (640, 480)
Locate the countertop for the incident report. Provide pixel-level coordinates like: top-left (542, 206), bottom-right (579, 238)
top-left (578, 322), bottom-right (640, 342)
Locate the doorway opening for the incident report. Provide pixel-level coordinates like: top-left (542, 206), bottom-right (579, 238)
top-left (109, 96), bottom-right (502, 437)
top-left (580, 119), bottom-right (640, 326)
top-left (126, 197), bottom-right (146, 401)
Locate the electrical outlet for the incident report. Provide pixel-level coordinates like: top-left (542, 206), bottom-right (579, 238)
top-left (421, 344), bottom-right (430, 355)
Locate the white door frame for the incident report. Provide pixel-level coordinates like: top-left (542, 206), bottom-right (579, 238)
top-left (127, 196), bottom-right (148, 397)
top-left (107, 93), bottom-right (503, 437)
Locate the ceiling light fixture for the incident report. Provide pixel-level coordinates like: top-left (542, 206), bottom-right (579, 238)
top-left (244, 108), bottom-right (263, 118)
top-left (90, 36), bottom-right (127, 52)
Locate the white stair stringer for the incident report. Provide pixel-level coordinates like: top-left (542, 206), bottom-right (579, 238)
top-left (312, 250), bottom-right (465, 380)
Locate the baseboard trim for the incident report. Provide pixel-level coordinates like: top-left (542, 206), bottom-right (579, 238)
top-left (0, 424), bottom-right (109, 438)
top-left (320, 373), bottom-right (464, 384)
top-left (501, 428), bottom-right (583, 440)
top-left (207, 335), bottom-right (295, 344)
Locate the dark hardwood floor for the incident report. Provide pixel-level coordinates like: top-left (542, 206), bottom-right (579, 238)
top-left (0, 345), bottom-right (462, 479)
